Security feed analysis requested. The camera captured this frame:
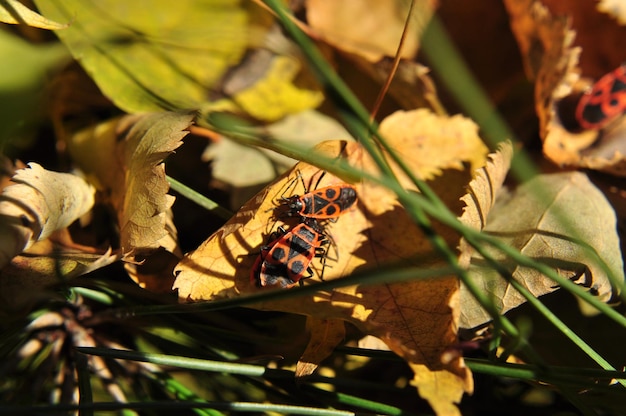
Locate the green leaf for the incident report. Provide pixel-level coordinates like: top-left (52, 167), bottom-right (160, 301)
top-left (34, 0), bottom-right (249, 113)
top-left (0, 30), bottom-right (69, 146)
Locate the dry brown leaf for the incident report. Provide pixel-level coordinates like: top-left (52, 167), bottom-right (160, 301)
top-left (504, 0), bottom-right (580, 140)
top-left (306, 0), bottom-right (435, 62)
top-left (175, 109), bottom-right (488, 413)
top-left (0, 163), bottom-right (95, 269)
top-left (66, 111), bottom-right (194, 291)
top-left (540, 0), bottom-right (626, 76)
top-left (117, 113), bottom-right (191, 256)
top-left (505, 0), bottom-right (626, 175)
top-left (361, 60), bottom-right (441, 111)
top-left (459, 141), bottom-right (514, 269)
top-left (503, 0), bottom-right (578, 84)
top-left (296, 317), bottom-right (346, 378)
top-left (460, 171), bottom-right (623, 328)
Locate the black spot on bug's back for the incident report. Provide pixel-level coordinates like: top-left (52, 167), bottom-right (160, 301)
top-left (612, 78), bottom-right (626, 92)
top-left (271, 247), bottom-right (286, 261)
top-left (260, 263), bottom-right (292, 287)
top-left (324, 188), bottom-right (337, 198)
top-left (287, 236), bottom-right (314, 262)
top-left (290, 260), bottom-right (305, 275)
top-left (324, 205), bottom-right (338, 216)
top-left (295, 227), bottom-right (316, 244)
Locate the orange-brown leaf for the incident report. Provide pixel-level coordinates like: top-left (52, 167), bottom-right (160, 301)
top-left (296, 317), bottom-right (346, 378)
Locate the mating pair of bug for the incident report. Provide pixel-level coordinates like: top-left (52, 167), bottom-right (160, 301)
top-left (250, 174), bottom-right (358, 289)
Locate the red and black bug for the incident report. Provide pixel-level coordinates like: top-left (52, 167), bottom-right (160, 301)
top-left (276, 173), bottom-right (357, 220)
top-left (250, 219), bottom-right (331, 289)
top-left (576, 65), bottom-right (626, 130)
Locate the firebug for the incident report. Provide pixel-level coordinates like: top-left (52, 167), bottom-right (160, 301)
top-left (276, 172), bottom-right (357, 220)
top-left (250, 219), bottom-right (331, 289)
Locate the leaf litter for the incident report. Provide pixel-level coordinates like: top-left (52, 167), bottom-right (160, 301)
top-left (175, 109), bottom-right (489, 415)
top-left (5, 1), bottom-right (626, 414)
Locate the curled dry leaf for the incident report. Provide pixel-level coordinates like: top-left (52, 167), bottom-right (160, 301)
top-left (175, 109), bottom-right (488, 414)
top-left (0, 242), bottom-right (118, 314)
top-left (539, 0), bottom-right (626, 77)
top-left (67, 111), bottom-right (194, 292)
top-left (505, 0), bottom-right (626, 175)
top-left (460, 170), bottom-right (623, 329)
top-left (0, 163), bottom-right (95, 269)
top-left (117, 112), bottom-right (190, 257)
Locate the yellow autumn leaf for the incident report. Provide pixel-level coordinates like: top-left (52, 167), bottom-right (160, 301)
top-left (0, 0), bottom-right (68, 29)
top-left (205, 54), bottom-right (324, 122)
top-left (35, 0), bottom-right (249, 113)
top-left (379, 109), bottom-right (489, 181)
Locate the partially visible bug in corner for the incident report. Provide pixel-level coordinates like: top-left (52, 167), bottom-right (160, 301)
top-left (576, 64), bottom-right (626, 130)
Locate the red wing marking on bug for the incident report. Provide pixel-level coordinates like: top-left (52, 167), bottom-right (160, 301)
top-left (576, 65), bottom-right (626, 130)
